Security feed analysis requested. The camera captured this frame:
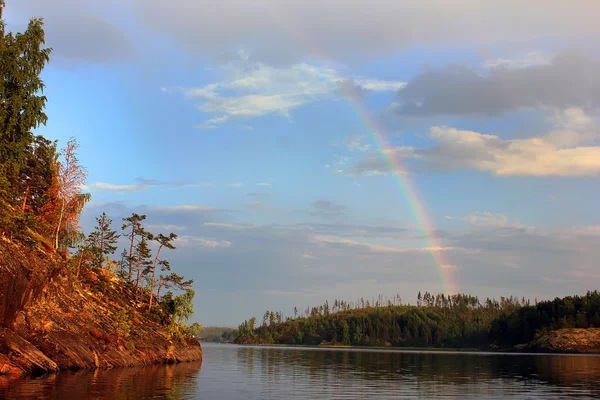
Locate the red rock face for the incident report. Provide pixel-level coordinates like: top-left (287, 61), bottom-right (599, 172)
top-left (0, 242), bottom-right (202, 376)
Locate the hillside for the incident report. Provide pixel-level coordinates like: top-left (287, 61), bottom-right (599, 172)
top-left (199, 326), bottom-right (237, 343)
top-left (235, 292), bottom-right (600, 353)
top-left (236, 294), bottom-right (507, 348)
top-left (0, 240), bottom-right (202, 376)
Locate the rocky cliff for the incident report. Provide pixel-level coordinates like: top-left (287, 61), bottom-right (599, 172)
top-left (0, 239), bottom-right (202, 376)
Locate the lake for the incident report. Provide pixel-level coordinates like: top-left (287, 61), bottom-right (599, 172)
top-left (2, 343), bottom-right (600, 399)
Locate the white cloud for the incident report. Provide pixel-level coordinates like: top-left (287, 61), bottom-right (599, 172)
top-left (463, 212), bottom-right (522, 228)
top-left (311, 234), bottom-right (476, 254)
top-left (175, 62), bottom-right (404, 126)
top-left (152, 205), bottom-right (216, 212)
top-left (344, 134), bottom-right (372, 152)
top-left (301, 254), bottom-right (318, 259)
top-left (257, 182), bottom-right (272, 186)
top-left (427, 113), bottom-right (600, 177)
top-left (193, 238), bottom-right (233, 248)
top-left (173, 236), bottom-right (233, 248)
top-left (146, 224), bottom-right (186, 232)
top-left (204, 222), bottom-right (256, 230)
top-left (91, 182), bottom-right (153, 192)
top-left (352, 108), bottom-right (600, 177)
top-left (483, 51), bottom-right (552, 69)
top-left (227, 182), bottom-right (244, 187)
top-left (352, 78), bottom-right (406, 92)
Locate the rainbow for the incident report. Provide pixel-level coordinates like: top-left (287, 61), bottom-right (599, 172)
top-left (262, 7), bottom-right (458, 295)
top-left (337, 90), bottom-right (458, 296)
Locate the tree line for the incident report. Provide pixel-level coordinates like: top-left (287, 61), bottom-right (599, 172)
top-left (236, 291), bottom-right (600, 348)
top-left (0, 2), bottom-right (197, 339)
top-left (0, 2), bottom-right (87, 249)
top-left (76, 211), bottom-right (193, 312)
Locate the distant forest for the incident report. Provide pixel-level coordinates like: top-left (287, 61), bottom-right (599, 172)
top-left (235, 291), bottom-right (600, 348)
top-left (199, 326), bottom-right (237, 343)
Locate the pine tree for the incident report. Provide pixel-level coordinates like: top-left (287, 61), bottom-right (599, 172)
top-left (148, 233), bottom-right (177, 309)
top-left (116, 248), bottom-right (129, 279)
top-left (121, 213), bottom-right (147, 282)
top-left (134, 235), bottom-right (153, 291)
top-left (157, 272), bottom-right (193, 301)
top-left (87, 212), bottom-right (120, 269)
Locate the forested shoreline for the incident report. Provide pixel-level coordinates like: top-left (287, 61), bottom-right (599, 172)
top-left (235, 291), bottom-right (600, 352)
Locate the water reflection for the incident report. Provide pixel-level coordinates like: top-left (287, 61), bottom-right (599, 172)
top-left (233, 345), bottom-right (600, 399)
top-left (0, 362), bottom-right (201, 400)
top-left (2, 345), bottom-right (600, 399)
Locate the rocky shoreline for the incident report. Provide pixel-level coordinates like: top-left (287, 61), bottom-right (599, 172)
top-left (0, 241), bottom-right (202, 377)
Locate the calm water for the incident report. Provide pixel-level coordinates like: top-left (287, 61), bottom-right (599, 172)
top-left (3, 343), bottom-right (600, 399)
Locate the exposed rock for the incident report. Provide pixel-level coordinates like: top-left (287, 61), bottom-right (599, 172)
top-left (0, 241), bottom-right (202, 376)
top-left (527, 328), bottom-right (600, 353)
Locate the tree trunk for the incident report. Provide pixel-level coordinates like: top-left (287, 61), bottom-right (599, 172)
top-left (156, 278), bottom-right (163, 302)
top-left (54, 199), bottom-right (65, 249)
top-left (127, 230), bottom-right (134, 282)
top-left (135, 257), bottom-right (141, 293)
top-left (21, 185), bottom-right (30, 213)
top-left (77, 247), bottom-right (84, 277)
top-left (148, 245), bottom-right (163, 310)
top-left (99, 231), bottom-right (104, 269)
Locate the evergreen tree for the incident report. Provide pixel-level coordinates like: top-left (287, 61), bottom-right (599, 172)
top-left (134, 235), bottom-right (153, 290)
top-left (87, 212), bottom-right (120, 269)
top-left (121, 213), bottom-right (147, 282)
top-left (157, 271), bottom-right (193, 301)
top-left (116, 248), bottom-right (129, 279)
top-left (148, 233), bottom-right (178, 309)
top-left (0, 2), bottom-right (53, 239)
top-left (0, 2), bottom-right (51, 201)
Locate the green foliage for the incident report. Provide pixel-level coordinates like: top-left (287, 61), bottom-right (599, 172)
top-left (135, 235), bottom-right (153, 288)
top-left (490, 291), bottom-right (600, 345)
top-left (185, 322), bottom-right (203, 337)
top-left (198, 326), bottom-right (238, 343)
top-left (0, 5), bottom-right (51, 194)
top-left (87, 212), bottom-right (120, 269)
top-left (121, 213), bottom-right (147, 282)
top-left (113, 309), bottom-right (131, 338)
top-left (237, 292), bottom-right (600, 349)
top-left (164, 289), bottom-right (197, 341)
top-left (173, 289), bottom-right (195, 324)
top-left (125, 340), bottom-right (135, 352)
top-left (236, 292), bottom-right (523, 348)
top-left (0, 3), bottom-right (53, 241)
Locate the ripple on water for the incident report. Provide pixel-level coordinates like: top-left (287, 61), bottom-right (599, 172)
top-left (2, 344), bottom-right (600, 399)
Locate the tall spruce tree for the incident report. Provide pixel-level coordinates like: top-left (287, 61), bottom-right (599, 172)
top-left (87, 212), bottom-right (120, 269)
top-left (0, 1), bottom-right (52, 237)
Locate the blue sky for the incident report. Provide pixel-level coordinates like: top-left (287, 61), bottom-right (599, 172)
top-left (6, 0), bottom-right (600, 325)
